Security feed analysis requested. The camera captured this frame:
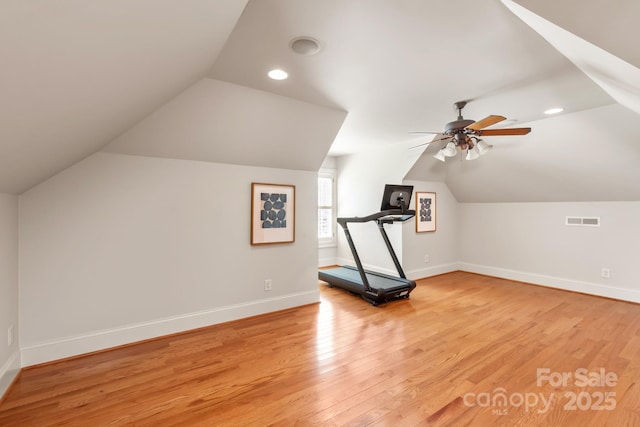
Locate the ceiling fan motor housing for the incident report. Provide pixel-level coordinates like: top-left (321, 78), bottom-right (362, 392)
top-left (454, 133), bottom-right (472, 149)
top-left (445, 119), bottom-right (475, 133)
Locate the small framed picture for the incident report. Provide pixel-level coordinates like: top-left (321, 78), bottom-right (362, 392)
top-left (251, 183), bottom-right (295, 245)
top-left (415, 192), bottom-right (436, 232)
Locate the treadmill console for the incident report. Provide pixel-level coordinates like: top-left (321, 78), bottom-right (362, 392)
top-left (380, 184), bottom-right (414, 212)
top-left (379, 213), bottom-right (415, 222)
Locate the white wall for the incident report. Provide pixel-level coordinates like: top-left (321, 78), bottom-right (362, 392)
top-left (329, 145), bottom-right (459, 280)
top-left (458, 202), bottom-right (640, 302)
top-left (15, 148), bottom-right (640, 372)
top-left (335, 144), bottom-right (423, 273)
top-left (402, 181), bottom-right (459, 280)
top-left (320, 144), bottom-right (640, 304)
top-left (0, 193), bottom-right (19, 398)
top-left (19, 152), bottom-right (319, 366)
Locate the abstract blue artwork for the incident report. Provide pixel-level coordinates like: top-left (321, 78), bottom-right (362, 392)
top-left (251, 183), bottom-right (296, 244)
top-left (260, 192), bottom-right (287, 228)
top-left (419, 196), bottom-right (432, 222)
top-left (416, 192), bottom-right (436, 232)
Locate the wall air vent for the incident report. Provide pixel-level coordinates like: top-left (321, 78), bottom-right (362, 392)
top-left (565, 216), bottom-right (600, 227)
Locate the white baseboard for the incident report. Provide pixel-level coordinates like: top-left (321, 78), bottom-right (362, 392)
top-left (406, 262), bottom-right (460, 281)
top-left (20, 290), bottom-right (319, 367)
top-left (334, 258), bottom-right (459, 282)
top-left (459, 262), bottom-right (640, 303)
top-left (334, 257), bottom-right (399, 276)
top-left (16, 265), bottom-right (637, 369)
top-left (0, 349), bottom-right (21, 400)
top-left (318, 257), bottom-right (339, 268)
top-left (322, 259), bottom-right (639, 303)
top-left (335, 256), bottom-right (353, 269)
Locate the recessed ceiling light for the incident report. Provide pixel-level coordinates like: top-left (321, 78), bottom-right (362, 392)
top-left (544, 107), bottom-right (563, 115)
top-left (268, 69), bottom-right (288, 80)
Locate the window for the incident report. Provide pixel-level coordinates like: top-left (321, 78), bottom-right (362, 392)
top-left (318, 169), bottom-right (336, 247)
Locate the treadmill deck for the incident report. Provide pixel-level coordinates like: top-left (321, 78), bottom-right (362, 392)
top-left (319, 266), bottom-right (416, 305)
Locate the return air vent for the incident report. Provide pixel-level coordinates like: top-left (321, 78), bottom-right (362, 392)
top-left (565, 216), bottom-right (600, 227)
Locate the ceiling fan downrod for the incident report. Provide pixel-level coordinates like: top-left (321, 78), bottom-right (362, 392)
top-left (454, 101), bottom-right (467, 120)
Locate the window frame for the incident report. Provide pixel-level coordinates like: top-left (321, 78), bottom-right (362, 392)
top-left (317, 168), bottom-right (337, 248)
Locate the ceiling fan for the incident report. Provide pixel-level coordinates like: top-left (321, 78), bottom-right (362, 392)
top-left (411, 101), bottom-right (531, 161)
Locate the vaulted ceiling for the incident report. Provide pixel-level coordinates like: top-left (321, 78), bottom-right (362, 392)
top-left (2, 0), bottom-right (639, 202)
top-left (0, 0), bottom-right (249, 193)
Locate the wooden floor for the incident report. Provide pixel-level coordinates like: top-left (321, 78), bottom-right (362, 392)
top-left (1, 272), bottom-right (640, 426)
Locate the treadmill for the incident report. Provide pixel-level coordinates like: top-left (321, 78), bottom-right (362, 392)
top-left (319, 184), bottom-right (417, 306)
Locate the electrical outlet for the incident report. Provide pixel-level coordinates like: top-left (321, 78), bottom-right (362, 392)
top-left (601, 268), bottom-right (611, 279)
top-left (264, 279), bottom-right (273, 291)
top-left (424, 254), bottom-right (430, 264)
top-left (7, 324), bottom-right (14, 347)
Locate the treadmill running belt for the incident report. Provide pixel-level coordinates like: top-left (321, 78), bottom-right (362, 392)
top-left (320, 266), bottom-right (412, 291)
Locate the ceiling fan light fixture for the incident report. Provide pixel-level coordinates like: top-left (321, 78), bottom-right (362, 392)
top-left (466, 147), bottom-right (480, 161)
top-left (434, 150), bottom-right (446, 162)
top-left (476, 139), bottom-right (492, 155)
top-left (443, 142), bottom-right (457, 157)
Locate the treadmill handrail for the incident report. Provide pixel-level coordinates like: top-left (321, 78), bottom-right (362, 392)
top-left (337, 209), bottom-right (415, 226)
top-left (339, 224), bottom-right (371, 292)
top-left (336, 208), bottom-right (415, 291)
top-left (376, 221), bottom-right (407, 279)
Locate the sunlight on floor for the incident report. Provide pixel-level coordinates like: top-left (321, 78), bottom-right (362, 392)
top-left (315, 297), bottom-right (336, 365)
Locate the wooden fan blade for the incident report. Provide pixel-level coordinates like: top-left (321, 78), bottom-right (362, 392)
top-left (409, 131), bottom-right (441, 135)
top-left (409, 134), bottom-right (451, 150)
top-left (478, 127), bottom-right (531, 136)
top-left (466, 115), bottom-right (506, 131)
top-left (409, 142), bottom-right (430, 150)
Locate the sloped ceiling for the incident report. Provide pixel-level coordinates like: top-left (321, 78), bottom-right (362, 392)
top-left (504, 0), bottom-right (640, 115)
top-left (406, 0), bottom-right (640, 202)
top-left (0, 0), bottom-right (248, 194)
top-left (406, 103), bottom-right (640, 202)
top-left (103, 79), bottom-right (346, 172)
top-left (514, 0), bottom-right (640, 69)
top-left (2, 0), bottom-right (639, 203)
top-left (209, 0), bottom-right (638, 202)
top-left (209, 0), bottom-right (614, 157)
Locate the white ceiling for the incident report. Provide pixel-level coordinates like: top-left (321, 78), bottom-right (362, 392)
top-left (2, 0), bottom-right (640, 202)
top-left (209, 0), bottom-right (618, 156)
top-left (0, 0), bottom-right (248, 193)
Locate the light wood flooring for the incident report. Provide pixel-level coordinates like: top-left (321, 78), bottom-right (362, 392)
top-left (1, 271), bottom-right (639, 426)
